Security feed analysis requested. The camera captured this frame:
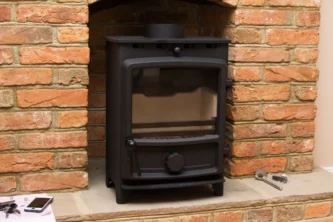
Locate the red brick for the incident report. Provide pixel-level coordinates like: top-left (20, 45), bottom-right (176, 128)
top-left (227, 157), bottom-right (287, 176)
top-left (228, 66), bottom-right (261, 82)
top-left (292, 122), bottom-right (315, 137)
top-left (88, 93), bottom-right (106, 108)
top-left (294, 86), bottom-right (318, 101)
top-left (241, 0), bottom-right (264, 6)
top-left (87, 143), bottom-right (106, 157)
top-left (88, 110), bottom-right (106, 124)
top-left (229, 48), bottom-right (289, 62)
top-left (266, 29), bottom-right (319, 45)
top-left (0, 153), bottom-right (54, 173)
top-left (267, 0), bottom-right (320, 7)
top-left (223, 28), bottom-right (262, 44)
top-left (212, 211), bottom-right (243, 222)
top-left (261, 139), bottom-right (314, 155)
top-left (89, 75), bottom-right (106, 91)
top-left (87, 126), bottom-right (105, 141)
top-left (0, 176), bottom-right (16, 193)
top-left (58, 110), bottom-right (88, 128)
top-left (294, 49), bottom-right (319, 64)
top-left (289, 155), bottom-right (313, 171)
top-left (297, 11), bottom-right (320, 27)
top-left (19, 131), bottom-right (87, 150)
top-left (144, 217), bottom-right (179, 222)
top-left (261, 141), bottom-right (288, 155)
top-left (264, 66), bottom-right (318, 82)
top-left (57, 0), bottom-right (85, 3)
top-left (235, 10), bottom-right (291, 25)
top-left (276, 205), bottom-right (303, 222)
top-left (230, 141), bottom-right (259, 157)
top-left (229, 85), bottom-right (290, 103)
top-left (57, 152), bottom-right (87, 169)
top-left (0, 68), bottom-right (52, 86)
top-left (21, 171), bottom-right (88, 191)
top-left (248, 208), bottom-right (273, 222)
top-left (20, 47), bottom-right (89, 64)
top-left (0, 6), bottom-right (10, 22)
top-left (17, 5), bottom-right (88, 24)
top-left (0, 47), bottom-right (13, 65)
top-left (0, 111), bottom-right (52, 131)
top-left (306, 217), bottom-right (333, 222)
top-left (17, 89), bottom-right (88, 108)
top-left (0, 135), bottom-right (15, 151)
top-left (226, 104), bottom-right (259, 121)
top-left (305, 202), bottom-right (332, 219)
top-left (263, 104), bottom-right (317, 120)
top-left (0, 90), bottom-right (14, 107)
top-left (58, 68), bottom-right (89, 86)
top-left (179, 214), bottom-right (209, 222)
top-left (0, 26), bottom-right (52, 44)
top-left (228, 123), bottom-right (287, 140)
top-left (288, 139), bottom-right (315, 153)
top-left (57, 27), bottom-right (89, 43)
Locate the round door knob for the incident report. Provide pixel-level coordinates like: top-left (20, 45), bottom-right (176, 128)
top-left (173, 47), bottom-right (181, 56)
top-left (165, 152), bottom-right (184, 174)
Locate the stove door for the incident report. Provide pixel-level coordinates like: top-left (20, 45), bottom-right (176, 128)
top-left (121, 57), bottom-right (228, 180)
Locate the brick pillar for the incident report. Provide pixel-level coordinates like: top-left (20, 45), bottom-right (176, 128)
top-left (224, 0), bottom-right (320, 176)
top-left (0, 0), bottom-right (89, 193)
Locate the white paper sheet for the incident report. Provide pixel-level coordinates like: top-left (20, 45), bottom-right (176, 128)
top-left (0, 194), bottom-right (55, 222)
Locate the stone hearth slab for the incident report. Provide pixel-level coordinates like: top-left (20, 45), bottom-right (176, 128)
top-left (52, 158), bottom-right (333, 221)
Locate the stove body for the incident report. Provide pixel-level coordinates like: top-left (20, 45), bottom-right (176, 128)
top-left (105, 25), bottom-right (230, 204)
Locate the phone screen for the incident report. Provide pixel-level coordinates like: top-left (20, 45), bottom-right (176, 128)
top-left (27, 198), bottom-right (51, 208)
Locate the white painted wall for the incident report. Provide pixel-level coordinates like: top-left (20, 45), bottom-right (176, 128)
top-left (315, 0), bottom-right (333, 169)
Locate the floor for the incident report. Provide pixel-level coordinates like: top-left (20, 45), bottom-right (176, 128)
top-left (51, 158), bottom-right (333, 221)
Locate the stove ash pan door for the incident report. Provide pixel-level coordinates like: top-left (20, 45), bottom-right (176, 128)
top-left (121, 57), bottom-right (228, 180)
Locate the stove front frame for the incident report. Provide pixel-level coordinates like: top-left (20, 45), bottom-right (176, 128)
top-left (105, 38), bottom-right (230, 203)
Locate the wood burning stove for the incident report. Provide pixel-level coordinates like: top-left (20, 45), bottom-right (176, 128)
top-left (105, 24), bottom-right (230, 204)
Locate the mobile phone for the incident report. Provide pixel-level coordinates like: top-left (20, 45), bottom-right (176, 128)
top-left (24, 197), bottom-right (53, 213)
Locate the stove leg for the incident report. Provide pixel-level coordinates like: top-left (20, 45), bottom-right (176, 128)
top-left (212, 182), bottom-right (223, 196)
top-left (115, 185), bottom-right (131, 204)
top-left (106, 178), bottom-right (114, 188)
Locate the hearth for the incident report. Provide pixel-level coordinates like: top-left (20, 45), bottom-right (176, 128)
top-left (105, 24), bottom-right (230, 204)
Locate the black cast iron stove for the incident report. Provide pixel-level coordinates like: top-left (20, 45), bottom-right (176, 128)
top-left (105, 24), bottom-right (231, 204)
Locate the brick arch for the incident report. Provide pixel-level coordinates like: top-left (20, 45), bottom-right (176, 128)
top-left (88, 0), bottom-right (239, 7)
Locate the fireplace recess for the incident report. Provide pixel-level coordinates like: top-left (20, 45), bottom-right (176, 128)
top-left (105, 24), bottom-right (231, 204)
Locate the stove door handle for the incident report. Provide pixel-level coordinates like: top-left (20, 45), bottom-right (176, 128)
top-left (125, 138), bottom-right (142, 176)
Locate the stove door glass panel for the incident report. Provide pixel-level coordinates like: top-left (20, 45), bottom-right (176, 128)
top-left (132, 67), bottom-right (218, 138)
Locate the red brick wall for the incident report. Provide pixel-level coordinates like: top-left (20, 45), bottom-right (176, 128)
top-left (0, 0), bottom-right (89, 193)
top-left (88, 0), bottom-right (320, 177)
top-left (225, 0), bottom-right (320, 176)
top-left (0, 0), bottom-right (320, 193)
